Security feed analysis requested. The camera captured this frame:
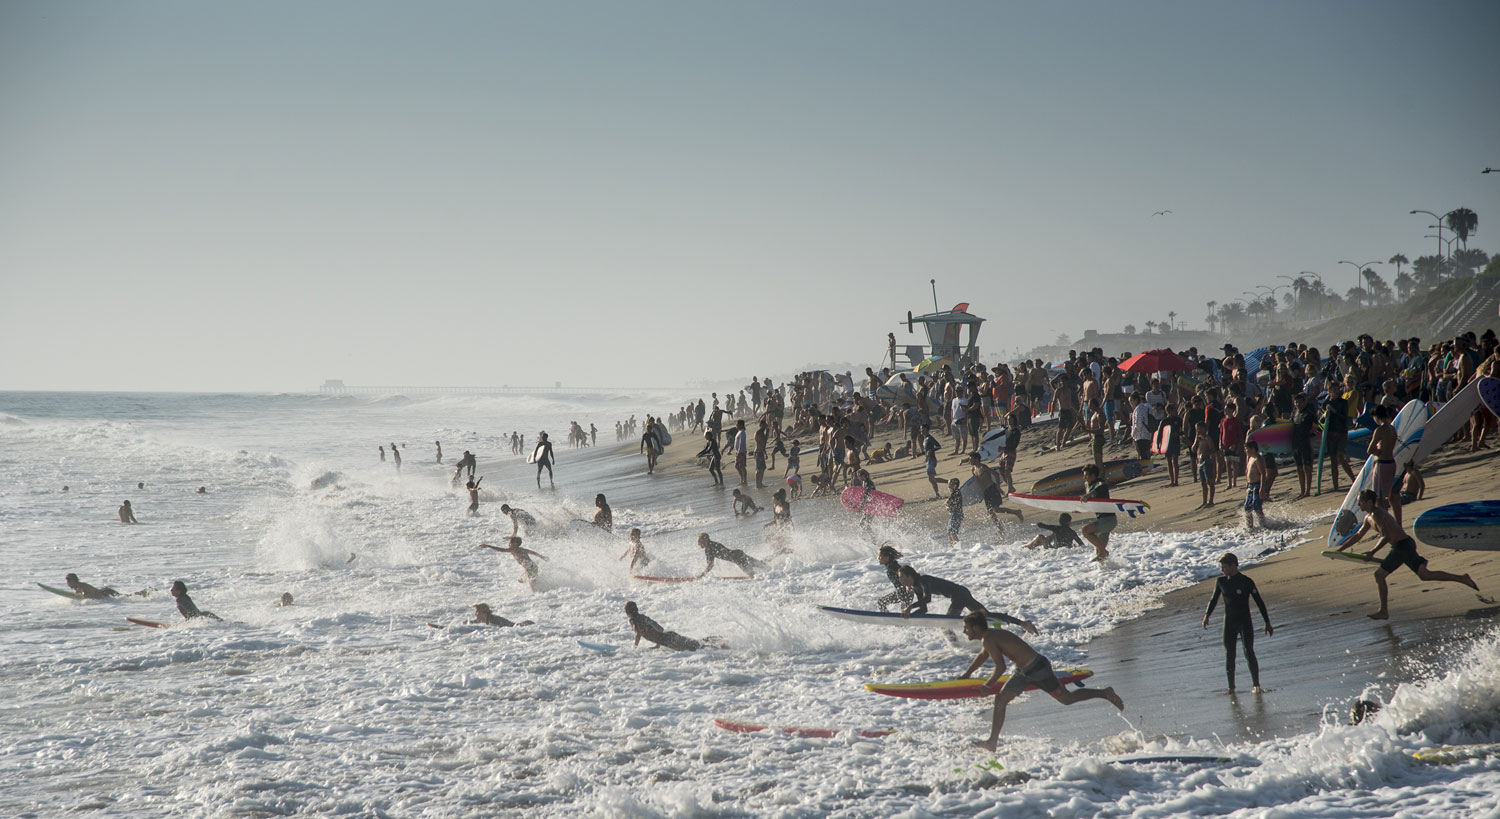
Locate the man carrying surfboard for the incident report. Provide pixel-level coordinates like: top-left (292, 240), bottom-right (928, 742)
top-left (1078, 464), bottom-right (1115, 562)
top-left (968, 453), bottom-right (1022, 533)
top-left (1337, 490), bottom-right (1478, 620)
top-left (961, 612), bottom-right (1123, 751)
top-left (532, 434), bottom-right (554, 488)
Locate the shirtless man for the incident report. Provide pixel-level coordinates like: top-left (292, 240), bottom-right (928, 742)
top-left (753, 420), bottom-right (770, 488)
top-left (472, 603), bottom-right (532, 627)
top-left (625, 601), bottom-right (702, 651)
top-left (961, 612), bottom-right (1123, 751)
top-left (1053, 375), bottom-right (1078, 450)
top-left (696, 533), bottom-right (769, 578)
top-left (1242, 441), bottom-right (1269, 529)
top-left (118, 500), bottom-right (137, 524)
top-left (969, 452), bottom-right (1022, 533)
top-left (1191, 422), bottom-right (1219, 508)
top-left (64, 573), bottom-right (120, 600)
top-left (465, 477), bottom-right (482, 516)
top-left (592, 494), bottom-right (613, 533)
top-left (170, 580), bottom-right (221, 621)
top-left (479, 538), bottom-right (550, 591)
top-left (1337, 490), bottom-right (1478, 619)
top-left (1366, 405), bottom-right (1403, 525)
top-left (499, 504), bottom-right (536, 537)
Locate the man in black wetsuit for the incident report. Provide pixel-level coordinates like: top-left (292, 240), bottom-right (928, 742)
top-left (1201, 552), bottom-right (1272, 693)
top-left (625, 601), bottom-right (702, 651)
top-left (170, 580), bottom-right (221, 621)
top-left (898, 566), bottom-right (1038, 634)
top-left (696, 533), bottom-right (769, 578)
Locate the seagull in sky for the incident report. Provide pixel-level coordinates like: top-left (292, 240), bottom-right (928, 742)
top-left (1152, 210), bottom-right (1172, 216)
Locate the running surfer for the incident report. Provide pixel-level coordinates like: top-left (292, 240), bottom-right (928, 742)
top-left (624, 601), bottom-right (703, 651)
top-left (875, 546), bottom-right (912, 611)
top-left (1336, 489), bottom-right (1478, 620)
top-left (898, 566), bottom-right (1038, 634)
top-left (696, 533), bottom-right (769, 578)
top-left (961, 612), bottom-right (1123, 751)
top-left (499, 504), bottom-right (536, 537)
top-left (969, 453), bottom-right (1022, 533)
top-left (1201, 552), bottom-right (1273, 694)
top-left (479, 538), bottom-right (550, 592)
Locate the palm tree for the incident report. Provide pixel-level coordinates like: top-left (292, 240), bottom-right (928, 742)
top-left (1445, 208), bottom-right (1478, 251)
top-left (1206, 301), bottom-right (1218, 333)
top-left (1412, 255), bottom-right (1446, 288)
top-left (1388, 253), bottom-right (1408, 278)
top-left (1451, 248), bottom-right (1490, 277)
top-left (1364, 270), bottom-right (1392, 304)
top-left (1346, 286), bottom-right (1370, 309)
top-left (1167, 310), bottom-right (1177, 331)
top-left (1394, 270), bottom-right (1416, 301)
top-left (1218, 302), bottom-right (1245, 334)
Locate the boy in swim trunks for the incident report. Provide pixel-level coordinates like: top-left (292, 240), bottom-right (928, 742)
top-left (1242, 441), bottom-right (1268, 529)
top-left (479, 538), bottom-right (549, 591)
top-left (1192, 422), bottom-right (1218, 508)
top-left (961, 612), bottom-right (1123, 751)
top-left (1336, 490), bottom-right (1478, 620)
top-left (1367, 405), bottom-right (1403, 525)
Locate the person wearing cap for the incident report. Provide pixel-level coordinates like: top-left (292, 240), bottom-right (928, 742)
top-left (1202, 552), bottom-right (1272, 694)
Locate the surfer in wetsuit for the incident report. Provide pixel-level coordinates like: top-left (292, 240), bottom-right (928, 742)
top-left (699, 432), bottom-right (724, 487)
top-left (1078, 464), bottom-right (1115, 562)
top-left (619, 528), bottom-right (651, 572)
top-left (640, 424), bottom-right (662, 474)
top-left (169, 580), bottom-right (220, 621)
top-left (898, 566), bottom-right (1038, 634)
top-left (1022, 514), bottom-right (1084, 550)
top-left (875, 546), bottom-right (912, 611)
top-left (696, 533), bottom-right (769, 578)
top-left (472, 603), bottom-right (532, 627)
top-left (64, 573), bottom-right (120, 600)
top-left (479, 538), bottom-right (549, 592)
top-left (1337, 490), bottom-right (1478, 620)
top-left (961, 612), bottom-right (1124, 751)
top-left (1201, 552), bottom-right (1273, 693)
top-left (533, 434), bottom-right (554, 488)
top-left (593, 494), bottom-right (613, 533)
top-left (499, 504), bottom-right (536, 537)
top-left (624, 601), bottom-right (701, 651)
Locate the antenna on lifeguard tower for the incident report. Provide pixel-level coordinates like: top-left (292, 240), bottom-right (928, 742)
top-left (930, 279), bottom-right (938, 313)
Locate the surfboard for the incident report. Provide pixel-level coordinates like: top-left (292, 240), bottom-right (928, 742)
top-left (815, 605), bottom-right (1011, 631)
top-left (975, 428), bottom-right (1009, 461)
top-left (1480, 376), bottom-right (1500, 417)
top-left (958, 477), bottom-right (985, 506)
top-left (1410, 743), bottom-right (1500, 764)
top-left (38, 582), bottom-right (81, 600)
top-left (1246, 421), bottom-right (1317, 456)
top-left (656, 424), bottom-right (673, 446)
top-left (1327, 400), bottom-right (1428, 548)
top-left (577, 640), bottom-right (618, 653)
top-left (1030, 458), bottom-right (1152, 497)
top-left (1150, 423), bottom-right (1175, 456)
top-left (631, 575), bottom-right (752, 583)
top-left (1413, 501), bottom-right (1500, 551)
top-left (1008, 493), bottom-right (1148, 518)
top-left (125, 617), bottom-right (169, 629)
top-left (840, 486), bottom-right (904, 518)
top-left (1321, 549), bottom-right (1378, 564)
top-left (712, 718), bottom-right (895, 739)
top-left (865, 669), bottom-right (1093, 700)
top-left (1113, 754), bottom-right (1236, 765)
top-left (1412, 377), bottom-right (1482, 465)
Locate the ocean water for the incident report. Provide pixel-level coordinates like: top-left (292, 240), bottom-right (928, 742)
top-left (1, 392), bottom-right (1496, 817)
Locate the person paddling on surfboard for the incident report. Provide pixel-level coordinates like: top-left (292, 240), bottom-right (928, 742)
top-left (1202, 552), bottom-right (1272, 694)
top-left (64, 573), bottom-right (120, 600)
top-left (480, 538), bottom-right (550, 592)
top-left (624, 601), bottom-right (703, 651)
top-left (1337, 490), bottom-right (1478, 620)
top-left (472, 603), bottom-right (532, 627)
top-left (897, 566), bottom-right (1038, 635)
top-left (696, 533), bottom-right (769, 578)
top-left (170, 581), bottom-right (221, 621)
top-left (961, 612), bottom-right (1123, 751)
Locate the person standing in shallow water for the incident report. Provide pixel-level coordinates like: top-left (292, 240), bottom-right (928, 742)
top-left (1201, 552), bottom-right (1272, 694)
top-left (533, 433), bottom-right (554, 488)
top-left (118, 500), bottom-right (137, 523)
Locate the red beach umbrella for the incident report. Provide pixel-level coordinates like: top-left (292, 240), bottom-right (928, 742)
top-left (1118, 348), bottom-right (1196, 374)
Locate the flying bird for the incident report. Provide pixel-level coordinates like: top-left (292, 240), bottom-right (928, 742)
top-left (1152, 210), bottom-right (1172, 217)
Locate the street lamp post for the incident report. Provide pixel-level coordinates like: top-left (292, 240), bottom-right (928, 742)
top-left (1410, 209), bottom-right (1445, 261)
top-left (1277, 275), bottom-right (1299, 317)
top-left (1298, 271), bottom-right (1325, 319)
top-left (1338, 260), bottom-right (1381, 299)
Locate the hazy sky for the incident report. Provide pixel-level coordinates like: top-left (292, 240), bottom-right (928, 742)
top-left (3, 1), bottom-right (1497, 392)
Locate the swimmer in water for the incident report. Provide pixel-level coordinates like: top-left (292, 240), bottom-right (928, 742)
top-left (170, 580), bottom-right (221, 621)
top-left (118, 500), bottom-right (137, 524)
top-left (479, 538), bottom-right (549, 591)
top-left (64, 573), bottom-right (120, 600)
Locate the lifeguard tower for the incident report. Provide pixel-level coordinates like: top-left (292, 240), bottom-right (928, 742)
top-left (899, 302), bottom-right (984, 371)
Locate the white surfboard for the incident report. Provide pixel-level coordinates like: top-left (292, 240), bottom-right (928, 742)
top-left (1411, 378), bottom-right (1481, 465)
top-left (1328, 399), bottom-right (1427, 548)
top-left (1009, 492), bottom-right (1149, 519)
top-left (975, 428), bottom-right (1009, 462)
